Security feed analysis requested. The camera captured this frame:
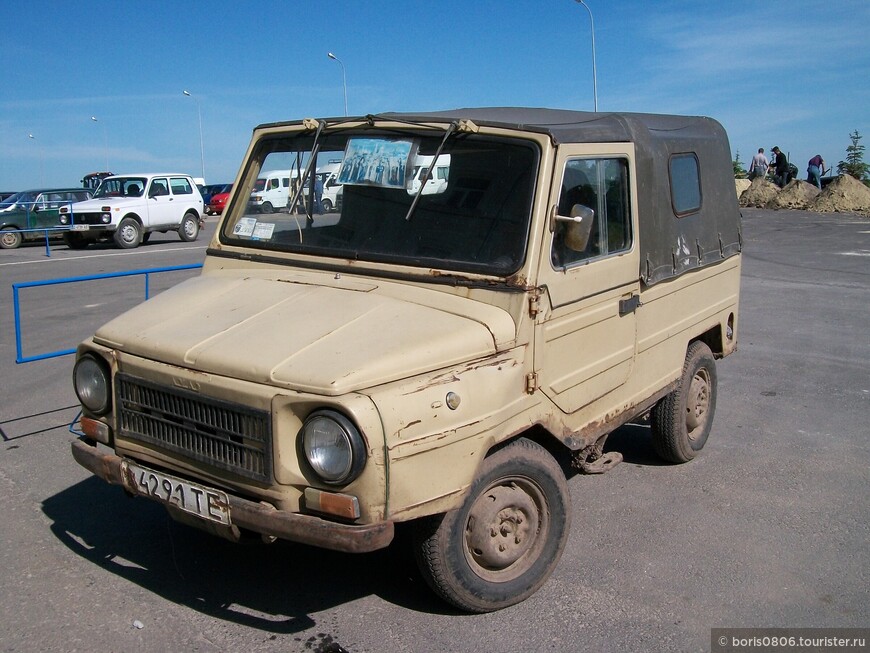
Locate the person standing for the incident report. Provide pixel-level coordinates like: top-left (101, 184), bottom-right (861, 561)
top-left (807, 154), bottom-right (826, 189)
top-left (750, 148), bottom-right (769, 181)
top-left (771, 146), bottom-right (789, 188)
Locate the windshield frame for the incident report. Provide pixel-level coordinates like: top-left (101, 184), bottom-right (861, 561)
top-left (219, 125), bottom-right (540, 278)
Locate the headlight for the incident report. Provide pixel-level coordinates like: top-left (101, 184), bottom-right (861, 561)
top-left (73, 354), bottom-right (111, 415)
top-left (59, 214), bottom-right (69, 225)
top-left (101, 213), bottom-right (111, 223)
top-left (301, 410), bottom-right (367, 485)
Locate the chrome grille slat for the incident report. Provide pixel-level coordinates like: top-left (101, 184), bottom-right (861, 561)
top-left (116, 373), bottom-right (272, 483)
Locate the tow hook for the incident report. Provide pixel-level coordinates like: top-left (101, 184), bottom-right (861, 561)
top-left (572, 439), bottom-right (623, 474)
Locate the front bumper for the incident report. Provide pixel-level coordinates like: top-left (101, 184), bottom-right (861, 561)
top-left (71, 438), bottom-right (394, 553)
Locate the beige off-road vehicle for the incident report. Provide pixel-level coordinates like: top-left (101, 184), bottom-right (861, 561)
top-left (71, 108), bottom-right (741, 612)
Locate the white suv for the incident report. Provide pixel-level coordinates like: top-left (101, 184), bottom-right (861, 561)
top-left (60, 174), bottom-right (204, 249)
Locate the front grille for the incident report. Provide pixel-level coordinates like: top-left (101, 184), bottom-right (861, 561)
top-left (116, 373), bottom-right (272, 483)
top-left (72, 212), bottom-right (106, 225)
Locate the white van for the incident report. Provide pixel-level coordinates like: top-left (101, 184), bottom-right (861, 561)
top-left (407, 154), bottom-right (451, 195)
top-left (318, 161), bottom-right (343, 212)
top-left (249, 169), bottom-right (297, 213)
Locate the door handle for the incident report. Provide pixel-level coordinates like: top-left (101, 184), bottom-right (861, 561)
top-left (619, 295), bottom-right (641, 316)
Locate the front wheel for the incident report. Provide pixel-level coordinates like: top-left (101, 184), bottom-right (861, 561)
top-left (178, 213), bottom-right (199, 241)
top-left (322, 199), bottom-right (333, 213)
top-left (413, 438), bottom-right (571, 612)
top-left (651, 340), bottom-right (718, 463)
top-left (0, 227), bottom-right (23, 249)
top-left (260, 201), bottom-right (273, 214)
top-left (113, 217), bottom-right (141, 249)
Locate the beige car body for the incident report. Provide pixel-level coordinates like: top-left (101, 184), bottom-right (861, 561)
top-left (72, 109), bottom-right (741, 609)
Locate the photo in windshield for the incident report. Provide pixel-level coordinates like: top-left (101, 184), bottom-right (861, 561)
top-left (337, 137), bottom-right (416, 189)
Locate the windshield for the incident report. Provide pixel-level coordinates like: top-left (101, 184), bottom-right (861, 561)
top-left (221, 129), bottom-right (537, 276)
top-left (0, 191), bottom-right (34, 209)
top-left (94, 177), bottom-right (148, 198)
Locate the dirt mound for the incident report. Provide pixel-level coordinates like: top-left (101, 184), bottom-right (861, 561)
top-left (766, 180), bottom-right (820, 210)
top-left (735, 179), bottom-right (751, 196)
top-left (809, 175), bottom-right (870, 216)
top-left (739, 177), bottom-right (779, 207)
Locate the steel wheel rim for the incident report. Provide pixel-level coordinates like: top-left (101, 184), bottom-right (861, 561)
top-left (685, 368), bottom-right (711, 440)
top-left (464, 476), bottom-right (548, 583)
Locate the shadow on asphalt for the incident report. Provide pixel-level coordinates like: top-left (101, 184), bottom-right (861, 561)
top-left (41, 476), bottom-right (456, 633)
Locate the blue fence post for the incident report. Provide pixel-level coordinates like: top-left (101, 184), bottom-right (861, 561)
top-left (12, 263), bottom-right (203, 364)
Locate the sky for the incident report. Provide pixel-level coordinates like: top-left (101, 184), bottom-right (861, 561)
top-left (1, 0), bottom-right (868, 190)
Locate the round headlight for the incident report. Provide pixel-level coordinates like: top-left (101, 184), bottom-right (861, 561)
top-left (101, 213), bottom-right (111, 223)
top-left (74, 354), bottom-right (111, 415)
top-left (301, 410), bottom-right (367, 485)
top-left (59, 214), bottom-right (69, 225)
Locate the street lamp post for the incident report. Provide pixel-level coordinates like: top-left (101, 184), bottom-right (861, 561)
top-left (28, 133), bottom-right (44, 186)
top-left (327, 52), bottom-right (348, 117)
top-left (182, 90), bottom-right (205, 180)
top-left (575, 0), bottom-right (599, 112)
top-left (91, 116), bottom-right (109, 170)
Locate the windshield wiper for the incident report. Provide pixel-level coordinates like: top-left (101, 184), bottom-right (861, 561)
top-left (286, 118), bottom-right (327, 229)
top-left (403, 121), bottom-right (457, 222)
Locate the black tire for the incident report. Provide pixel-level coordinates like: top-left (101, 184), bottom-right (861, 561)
top-left (178, 213), bottom-right (199, 242)
top-left (63, 232), bottom-right (90, 250)
top-left (260, 201), bottom-right (273, 214)
top-left (413, 438), bottom-right (571, 613)
top-left (0, 227), bottom-right (23, 249)
top-left (113, 217), bottom-right (141, 249)
top-left (322, 199), bottom-right (333, 213)
top-left (651, 340), bottom-right (718, 463)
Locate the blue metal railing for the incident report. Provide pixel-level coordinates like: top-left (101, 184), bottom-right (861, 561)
top-left (12, 263), bottom-right (203, 364)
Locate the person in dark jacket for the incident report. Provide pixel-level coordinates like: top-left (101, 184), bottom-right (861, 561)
top-left (772, 146), bottom-right (789, 188)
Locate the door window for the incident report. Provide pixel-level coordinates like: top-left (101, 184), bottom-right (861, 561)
top-left (552, 158), bottom-right (632, 268)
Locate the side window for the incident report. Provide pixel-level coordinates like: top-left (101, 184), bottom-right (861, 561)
top-left (170, 177), bottom-right (193, 195)
top-left (552, 157), bottom-right (632, 268)
top-left (282, 177), bottom-right (290, 188)
top-left (669, 153), bottom-right (701, 216)
top-left (149, 178), bottom-right (169, 197)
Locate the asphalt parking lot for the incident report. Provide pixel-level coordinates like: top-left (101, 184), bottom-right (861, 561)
top-left (0, 210), bottom-right (867, 652)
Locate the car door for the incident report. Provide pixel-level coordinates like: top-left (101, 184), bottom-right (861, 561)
top-left (534, 144), bottom-right (640, 415)
top-left (145, 177), bottom-right (175, 227)
top-left (29, 193), bottom-right (63, 231)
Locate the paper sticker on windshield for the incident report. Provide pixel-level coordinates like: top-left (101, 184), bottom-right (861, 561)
top-left (338, 137), bottom-right (417, 189)
top-left (232, 217), bottom-right (258, 237)
top-left (252, 222), bottom-right (275, 240)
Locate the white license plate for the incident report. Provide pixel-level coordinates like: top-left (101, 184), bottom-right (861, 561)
top-left (124, 462), bottom-right (231, 525)
top-left (71, 224), bottom-right (90, 231)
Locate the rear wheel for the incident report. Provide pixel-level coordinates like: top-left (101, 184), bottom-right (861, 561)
top-left (413, 438), bottom-right (570, 612)
top-left (113, 217), bottom-right (141, 249)
top-left (178, 213), bottom-right (199, 241)
top-left (651, 340), bottom-right (718, 463)
top-left (0, 227), bottom-right (22, 249)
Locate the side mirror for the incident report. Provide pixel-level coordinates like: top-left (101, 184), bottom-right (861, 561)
top-left (554, 204), bottom-right (595, 252)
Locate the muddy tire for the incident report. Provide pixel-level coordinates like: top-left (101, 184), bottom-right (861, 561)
top-left (413, 438), bottom-right (570, 612)
top-left (651, 340), bottom-right (718, 463)
top-left (0, 227), bottom-right (22, 249)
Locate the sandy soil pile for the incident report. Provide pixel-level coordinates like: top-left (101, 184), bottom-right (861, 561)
top-left (739, 178), bottom-right (779, 207)
top-left (808, 175), bottom-right (870, 216)
top-left (766, 180), bottom-right (820, 210)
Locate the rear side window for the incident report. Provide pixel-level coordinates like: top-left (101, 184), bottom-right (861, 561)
top-left (669, 153), bottom-right (701, 216)
top-left (170, 178), bottom-right (193, 195)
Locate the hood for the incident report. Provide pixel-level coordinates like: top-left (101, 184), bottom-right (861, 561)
top-left (93, 272), bottom-right (516, 396)
top-left (71, 197), bottom-right (143, 210)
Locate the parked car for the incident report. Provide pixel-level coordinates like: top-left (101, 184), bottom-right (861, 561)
top-left (70, 108), bottom-right (741, 612)
top-left (207, 184), bottom-right (233, 215)
top-left (202, 184), bottom-right (231, 214)
top-left (0, 191), bottom-right (16, 202)
top-left (60, 173), bottom-right (203, 249)
top-left (81, 172), bottom-right (114, 191)
top-left (0, 188), bottom-right (93, 249)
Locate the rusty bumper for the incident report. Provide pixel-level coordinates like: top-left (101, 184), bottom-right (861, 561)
top-left (71, 439), bottom-right (394, 553)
